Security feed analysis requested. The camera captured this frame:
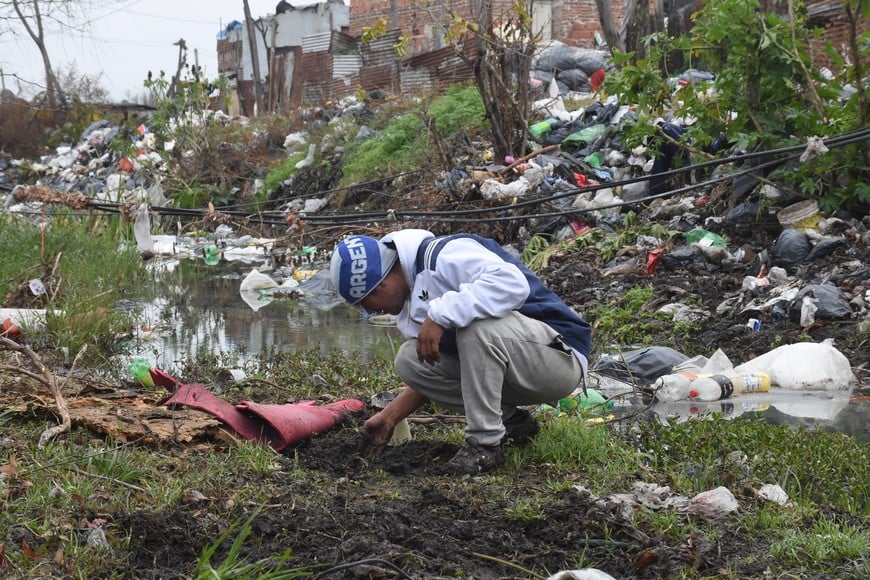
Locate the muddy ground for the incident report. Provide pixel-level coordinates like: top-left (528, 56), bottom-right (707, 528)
top-left (3, 195), bottom-right (868, 579)
top-left (2, 159), bottom-right (869, 577)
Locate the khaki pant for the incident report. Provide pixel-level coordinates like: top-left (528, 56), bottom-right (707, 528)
top-left (395, 311), bottom-right (584, 446)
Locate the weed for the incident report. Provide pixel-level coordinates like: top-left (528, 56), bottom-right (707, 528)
top-left (194, 507), bottom-right (309, 578)
top-left (604, 0), bottom-right (868, 212)
top-left (340, 86), bottom-right (489, 186)
top-left (231, 440), bottom-right (281, 477)
top-left (588, 284), bottom-right (675, 346)
top-left (770, 515), bottom-right (870, 575)
top-left (261, 148), bottom-right (309, 196)
top-left (503, 498), bottom-right (547, 522)
top-left (0, 215), bottom-right (147, 362)
top-left (628, 414), bottom-right (869, 515)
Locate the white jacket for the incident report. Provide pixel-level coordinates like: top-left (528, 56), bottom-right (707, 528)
top-left (382, 229), bottom-right (530, 339)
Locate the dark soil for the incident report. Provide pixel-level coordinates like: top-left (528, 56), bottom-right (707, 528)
top-left (93, 208), bottom-right (869, 579)
top-left (3, 170), bottom-right (868, 579)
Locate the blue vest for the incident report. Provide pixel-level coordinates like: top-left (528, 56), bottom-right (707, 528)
top-left (415, 234), bottom-right (592, 357)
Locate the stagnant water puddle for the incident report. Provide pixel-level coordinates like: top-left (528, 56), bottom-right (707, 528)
top-left (126, 256), bottom-right (403, 371)
top-left (124, 254), bottom-right (868, 443)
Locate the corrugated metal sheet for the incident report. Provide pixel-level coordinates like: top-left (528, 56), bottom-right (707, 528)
top-left (302, 31), bottom-right (331, 53)
top-left (806, 0), bottom-right (843, 16)
top-left (404, 45), bottom-right (456, 69)
top-left (400, 68), bottom-right (432, 93)
top-left (302, 51), bottom-right (332, 83)
top-left (361, 30), bottom-right (401, 66)
top-left (399, 42), bottom-right (475, 90)
top-left (435, 55), bottom-right (474, 87)
top-left (331, 31), bottom-right (358, 54)
top-left (359, 65), bottom-right (396, 92)
top-left (333, 54), bottom-right (363, 79)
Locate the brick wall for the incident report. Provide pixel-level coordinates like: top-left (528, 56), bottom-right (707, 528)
top-left (348, 0), bottom-right (623, 49)
top-left (347, 0), bottom-right (864, 68)
top-left (807, 11), bottom-right (868, 71)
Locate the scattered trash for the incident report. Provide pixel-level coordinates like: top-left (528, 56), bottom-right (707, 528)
top-left (127, 358), bottom-right (155, 388)
top-left (777, 199), bottom-right (821, 232)
top-left (757, 483), bottom-right (792, 506)
top-left (28, 278), bottom-right (46, 296)
top-left (587, 481), bottom-right (739, 521)
top-left (688, 372), bottom-right (771, 401)
top-left (547, 569), bottom-right (617, 580)
top-left (203, 244), bottom-right (221, 266)
top-left (685, 486), bottom-right (739, 518)
top-left (647, 338), bottom-right (854, 406)
top-left (537, 387), bottom-right (614, 416)
top-left (133, 204), bottom-right (155, 255)
top-left (733, 339), bottom-right (855, 391)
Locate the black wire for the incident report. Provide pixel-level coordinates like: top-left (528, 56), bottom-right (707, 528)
top-left (297, 130), bottom-right (869, 225)
top-left (299, 128), bottom-right (870, 223)
top-left (312, 557), bottom-right (414, 579)
top-left (7, 128), bottom-right (866, 229)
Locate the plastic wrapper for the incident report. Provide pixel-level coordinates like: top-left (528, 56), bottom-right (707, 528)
top-left (133, 204), bottom-right (155, 254)
top-left (592, 346), bottom-right (689, 385)
top-left (733, 339), bottom-right (855, 390)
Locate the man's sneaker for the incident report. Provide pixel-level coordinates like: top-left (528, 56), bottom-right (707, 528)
top-left (503, 408), bottom-right (539, 445)
top-left (437, 438), bottom-right (504, 475)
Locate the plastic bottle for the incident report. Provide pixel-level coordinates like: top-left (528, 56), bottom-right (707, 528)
top-left (127, 358), bottom-right (155, 388)
top-left (652, 371), bottom-right (700, 402)
top-left (204, 244), bottom-right (220, 266)
top-left (688, 372), bottom-right (771, 401)
top-left (529, 118), bottom-right (557, 137)
top-left (558, 387), bottom-right (613, 414)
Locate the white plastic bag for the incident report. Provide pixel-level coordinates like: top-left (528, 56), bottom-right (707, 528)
top-left (133, 204), bottom-right (155, 254)
top-left (685, 486), bottom-right (739, 518)
top-left (733, 340), bottom-right (855, 390)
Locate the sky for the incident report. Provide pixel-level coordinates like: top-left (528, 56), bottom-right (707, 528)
top-left (0, 0), bottom-right (280, 101)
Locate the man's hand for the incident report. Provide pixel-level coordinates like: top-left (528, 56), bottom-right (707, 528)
top-left (417, 316), bottom-right (445, 365)
top-left (359, 411), bottom-right (394, 454)
top-left (360, 386), bottom-right (427, 454)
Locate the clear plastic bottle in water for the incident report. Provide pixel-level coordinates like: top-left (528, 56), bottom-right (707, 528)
top-left (689, 372), bottom-right (771, 401)
top-left (653, 371), bottom-right (699, 402)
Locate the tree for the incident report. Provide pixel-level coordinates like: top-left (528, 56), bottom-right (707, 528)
top-left (595, 0), bottom-right (624, 52)
top-left (449, 0), bottom-right (537, 161)
top-left (1, 0), bottom-right (74, 109)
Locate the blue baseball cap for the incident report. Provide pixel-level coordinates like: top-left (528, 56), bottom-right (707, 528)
top-left (330, 235), bottom-right (398, 304)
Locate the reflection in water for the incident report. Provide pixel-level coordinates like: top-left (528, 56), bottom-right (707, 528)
top-left (127, 258), bottom-right (402, 371)
top-left (126, 258), bottom-right (868, 443)
top-left (591, 373), bottom-right (869, 443)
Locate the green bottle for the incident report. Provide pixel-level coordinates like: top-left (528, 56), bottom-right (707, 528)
top-left (529, 118), bottom-right (556, 137)
top-left (557, 388), bottom-right (612, 414)
top-left (128, 358), bottom-right (155, 388)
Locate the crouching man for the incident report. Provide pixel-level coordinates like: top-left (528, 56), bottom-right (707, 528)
top-left (330, 229), bottom-right (591, 475)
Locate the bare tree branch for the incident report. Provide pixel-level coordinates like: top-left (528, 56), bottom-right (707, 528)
top-left (0, 335), bottom-right (83, 447)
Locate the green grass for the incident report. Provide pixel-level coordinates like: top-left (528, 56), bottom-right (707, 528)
top-left (194, 508), bottom-right (309, 579)
top-left (587, 284), bottom-right (679, 347)
top-left (1, 347), bottom-right (867, 577)
top-left (340, 84), bottom-right (489, 186)
top-left (0, 214), bottom-right (148, 362)
top-left (261, 149), bottom-right (309, 195)
top-left (629, 413), bottom-right (870, 515)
